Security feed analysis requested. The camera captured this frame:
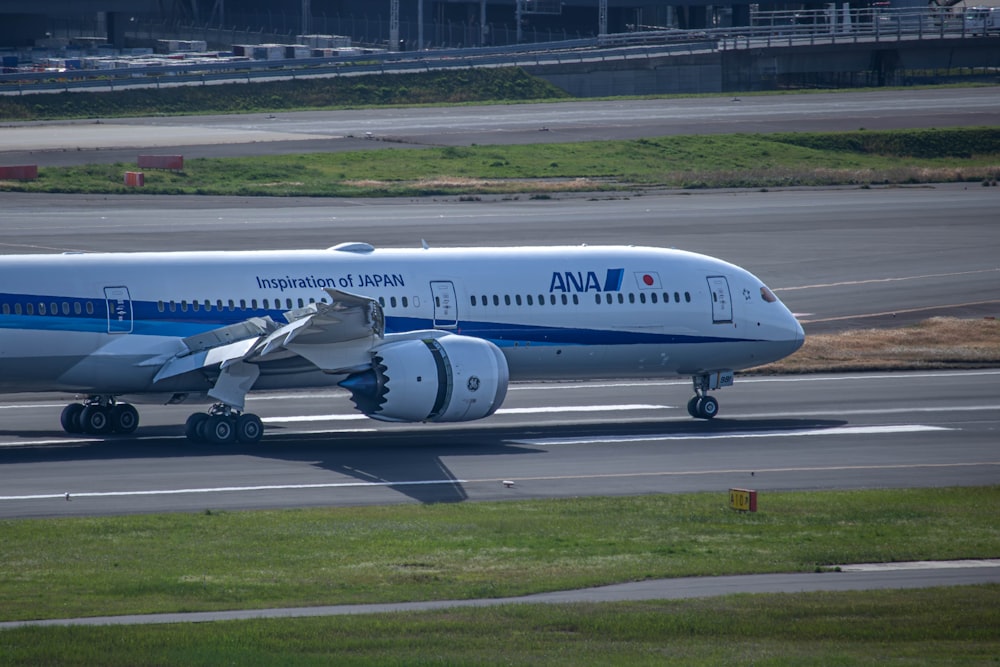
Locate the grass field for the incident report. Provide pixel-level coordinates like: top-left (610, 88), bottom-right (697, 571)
top-left (2, 128), bottom-right (999, 197)
top-left (2, 487), bottom-right (997, 623)
top-left (3, 587), bottom-right (998, 665)
top-left (1, 488), bottom-right (998, 664)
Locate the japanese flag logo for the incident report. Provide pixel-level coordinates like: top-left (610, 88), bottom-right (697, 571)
top-left (634, 271), bottom-right (662, 289)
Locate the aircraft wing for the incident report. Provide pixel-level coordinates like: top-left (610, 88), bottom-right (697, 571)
top-left (152, 288), bottom-right (384, 408)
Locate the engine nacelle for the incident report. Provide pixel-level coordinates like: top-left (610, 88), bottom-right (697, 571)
top-left (339, 334), bottom-right (509, 423)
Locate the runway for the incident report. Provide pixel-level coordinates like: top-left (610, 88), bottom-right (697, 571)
top-left (1, 370), bottom-right (998, 518)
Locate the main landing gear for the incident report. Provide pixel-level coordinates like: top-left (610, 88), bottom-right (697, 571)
top-left (184, 404), bottom-right (264, 444)
top-left (687, 371), bottom-right (734, 420)
top-left (61, 397), bottom-right (139, 435)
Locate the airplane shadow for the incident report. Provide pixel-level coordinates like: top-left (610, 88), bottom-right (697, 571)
top-left (0, 417), bottom-right (848, 505)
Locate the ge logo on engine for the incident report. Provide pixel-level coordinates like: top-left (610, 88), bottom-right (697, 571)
top-left (467, 376), bottom-right (481, 392)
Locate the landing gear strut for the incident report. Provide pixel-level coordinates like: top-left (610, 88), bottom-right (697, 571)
top-left (185, 404), bottom-right (264, 444)
top-left (61, 396), bottom-right (139, 435)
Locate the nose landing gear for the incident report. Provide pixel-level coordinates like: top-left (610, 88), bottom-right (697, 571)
top-left (687, 393), bottom-right (719, 420)
top-left (687, 371), bottom-right (733, 420)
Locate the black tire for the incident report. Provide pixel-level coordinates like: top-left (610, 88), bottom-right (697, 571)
top-left (698, 395), bottom-right (719, 419)
top-left (235, 413), bottom-right (264, 444)
top-left (80, 405), bottom-right (113, 435)
top-left (687, 396), bottom-right (701, 418)
top-left (185, 413), bottom-right (208, 443)
top-left (60, 404), bottom-right (85, 434)
top-left (206, 415), bottom-right (236, 444)
top-left (110, 404), bottom-right (139, 434)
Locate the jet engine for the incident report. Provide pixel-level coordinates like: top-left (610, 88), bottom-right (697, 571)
top-left (339, 334), bottom-right (509, 422)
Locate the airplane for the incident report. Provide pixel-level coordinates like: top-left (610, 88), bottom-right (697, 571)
top-left (0, 242), bottom-right (804, 443)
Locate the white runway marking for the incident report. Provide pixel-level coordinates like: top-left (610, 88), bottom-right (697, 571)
top-left (838, 559), bottom-right (1000, 572)
top-left (263, 404), bottom-right (668, 423)
top-left (515, 424), bottom-right (953, 446)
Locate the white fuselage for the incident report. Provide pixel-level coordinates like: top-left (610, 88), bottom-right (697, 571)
top-left (0, 244), bottom-right (804, 397)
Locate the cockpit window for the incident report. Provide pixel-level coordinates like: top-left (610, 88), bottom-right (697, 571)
top-left (760, 286), bottom-right (778, 303)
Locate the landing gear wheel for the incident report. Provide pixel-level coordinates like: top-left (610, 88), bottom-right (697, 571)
top-left (698, 396), bottom-right (719, 420)
top-left (110, 404), bottom-right (139, 434)
top-left (61, 404), bottom-right (85, 434)
top-left (686, 396), bottom-right (701, 419)
top-left (185, 413), bottom-right (209, 443)
top-left (235, 414), bottom-right (264, 444)
top-left (80, 405), bottom-right (113, 434)
top-left (206, 415), bottom-right (236, 444)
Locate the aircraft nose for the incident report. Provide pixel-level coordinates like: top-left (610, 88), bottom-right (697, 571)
top-left (786, 313), bottom-right (806, 355)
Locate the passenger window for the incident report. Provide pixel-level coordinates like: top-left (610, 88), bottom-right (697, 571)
top-left (595, 294), bottom-right (601, 304)
top-left (651, 293), bottom-right (658, 304)
top-left (390, 297), bottom-right (397, 308)
top-left (74, 302), bottom-right (82, 315)
top-left (402, 297), bottom-right (409, 308)
top-left (217, 300), bottom-right (224, 311)
top-left (527, 295), bottom-right (534, 306)
top-left (685, 292), bottom-right (691, 303)
top-left (493, 295), bottom-right (500, 306)
top-left (193, 301), bottom-right (200, 312)
top-left (561, 294), bottom-right (568, 305)
top-left (62, 302), bottom-right (70, 315)
top-left (573, 294), bottom-right (579, 305)
top-left (86, 302), bottom-right (94, 315)
top-left (51, 302), bottom-right (58, 315)
top-left (674, 292), bottom-right (681, 303)
top-left (157, 301), bottom-right (165, 313)
top-left (262, 299), bottom-right (269, 310)
top-left (15, 304), bottom-right (22, 315)
top-left (640, 293), bottom-right (647, 304)
top-left (537, 294), bottom-right (544, 306)
top-left (27, 303), bottom-right (35, 316)
top-left (516, 295), bottom-right (522, 306)
top-left (505, 295), bottom-right (511, 306)
top-left (1, 304), bottom-right (8, 315)
top-left (605, 293), bottom-right (613, 304)
top-left (240, 299), bottom-right (247, 310)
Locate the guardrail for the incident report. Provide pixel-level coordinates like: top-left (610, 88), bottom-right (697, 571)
top-left (0, 38), bottom-right (715, 95)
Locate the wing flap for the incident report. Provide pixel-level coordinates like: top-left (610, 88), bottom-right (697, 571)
top-left (151, 288), bottom-right (384, 392)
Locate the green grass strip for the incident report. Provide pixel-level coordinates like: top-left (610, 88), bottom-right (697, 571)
top-left (4, 128), bottom-right (998, 196)
top-left (2, 587), bottom-right (998, 665)
top-left (2, 487), bottom-right (997, 622)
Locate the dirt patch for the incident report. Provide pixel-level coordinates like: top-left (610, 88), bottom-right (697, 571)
top-left (751, 317), bottom-right (1000, 374)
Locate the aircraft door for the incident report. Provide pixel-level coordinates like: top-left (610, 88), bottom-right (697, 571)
top-left (104, 286), bottom-right (133, 334)
top-left (430, 280), bottom-right (458, 329)
top-left (707, 276), bottom-right (733, 324)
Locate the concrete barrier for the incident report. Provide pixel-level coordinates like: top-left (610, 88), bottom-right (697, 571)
top-left (137, 155), bottom-right (183, 170)
top-left (0, 165), bottom-right (38, 180)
